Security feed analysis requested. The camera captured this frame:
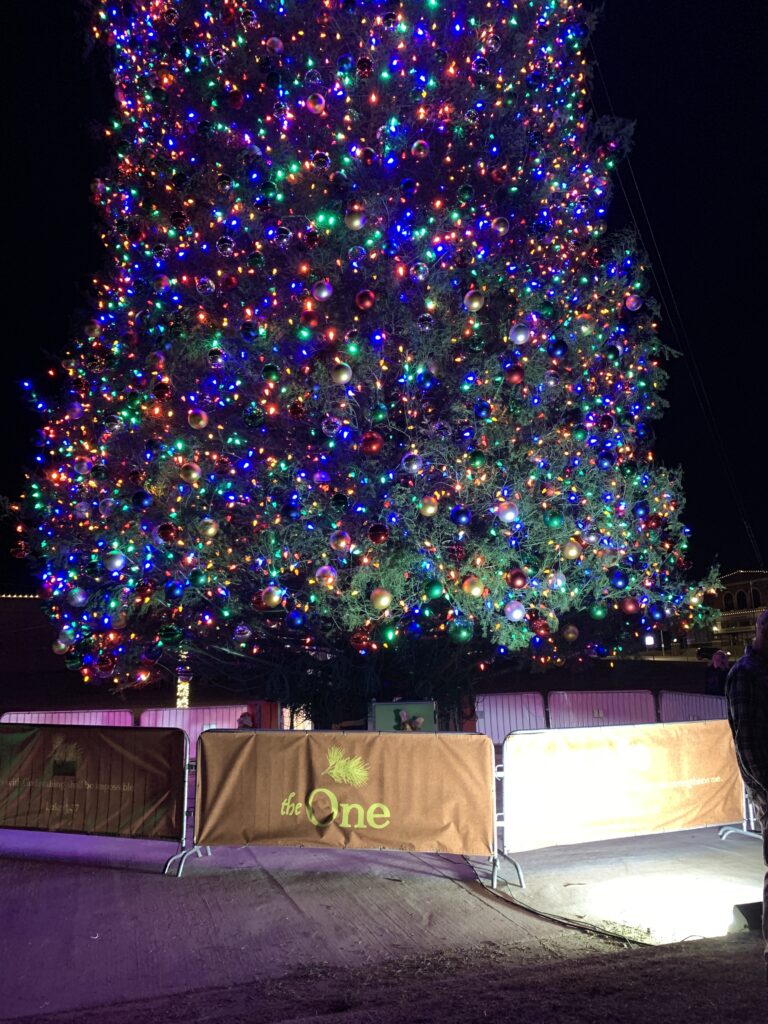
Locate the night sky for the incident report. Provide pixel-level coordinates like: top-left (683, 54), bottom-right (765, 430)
top-left (2, 1), bottom-right (765, 593)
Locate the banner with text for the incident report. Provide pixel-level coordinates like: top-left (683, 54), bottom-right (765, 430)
top-left (195, 730), bottom-right (495, 856)
top-left (0, 724), bottom-right (186, 841)
top-left (502, 720), bottom-right (743, 853)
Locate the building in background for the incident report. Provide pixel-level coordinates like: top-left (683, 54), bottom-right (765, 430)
top-left (712, 570), bottom-right (768, 655)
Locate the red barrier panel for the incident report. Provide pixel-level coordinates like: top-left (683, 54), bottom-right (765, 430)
top-left (547, 690), bottom-right (656, 729)
top-left (0, 710), bottom-right (134, 728)
top-left (658, 691), bottom-right (727, 723)
top-left (475, 693), bottom-right (546, 745)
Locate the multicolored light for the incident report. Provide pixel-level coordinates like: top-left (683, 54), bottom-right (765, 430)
top-left (15, 0), bottom-right (713, 690)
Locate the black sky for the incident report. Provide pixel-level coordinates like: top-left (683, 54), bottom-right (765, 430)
top-left (2, 1), bottom-right (766, 592)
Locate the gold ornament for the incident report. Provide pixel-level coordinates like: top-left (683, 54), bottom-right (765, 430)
top-left (187, 409), bottom-right (209, 429)
top-left (344, 210), bottom-right (366, 230)
top-left (370, 587), bottom-right (393, 611)
top-left (197, 518), bottom-right (219, 537)
top-left (461, 575), bottom-right (484, 598)
top-left (179, 462), bottom-right (202, 483)
top-left (331, 362), bottom-right (353, 384)
top-left (261, 585), bottom-right (283, 608)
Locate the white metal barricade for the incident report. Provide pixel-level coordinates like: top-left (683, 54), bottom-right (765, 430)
top-left (139, 705), bottom-right (249, 761)
top-left (0, 709), bottom-right (134, 727)
top-left (658, 691), bottom-right (726, 722)
top-left (547, 690), bottom-right (656, 728)
top-left (475, 693), bottom-right (546, 745)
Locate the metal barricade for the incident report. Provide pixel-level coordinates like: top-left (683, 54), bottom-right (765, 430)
top-left (139, 706), bottom-right (249, 761)
top-left (0, 709), bottom-right (134, 727)
top-left (658, 691), bottom-right (727, 723)
top-left (547, 690), bottom-right (656, 728)
top-left (475, 693), bottom-right (546, 745)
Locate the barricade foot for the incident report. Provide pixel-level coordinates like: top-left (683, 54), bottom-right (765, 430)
top-left (719, 825), bottom-right (762, 842)
top-left (164, 845), bottom-right (205, 877)
top-left (501, 854), bottom-right (525, 889)
top-left (491, 855), bottom-right (499, 890)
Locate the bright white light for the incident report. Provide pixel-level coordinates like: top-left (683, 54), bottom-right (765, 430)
top-left (584, 874), bottom-right (761, 943)
top-left (644, 634), bottom-right (656, 647)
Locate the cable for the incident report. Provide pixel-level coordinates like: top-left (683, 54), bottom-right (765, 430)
top-left (586, 44), bottom-right (765, 569)
top-left (464, 856), bottom-right (652, 948)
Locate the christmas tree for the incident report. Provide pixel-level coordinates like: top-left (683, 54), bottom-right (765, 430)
top-left (18, 0), bottom-right (713, 713)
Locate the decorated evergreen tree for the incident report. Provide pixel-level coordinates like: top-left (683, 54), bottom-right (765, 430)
top-left (18, 0), bottom-right (713, 712)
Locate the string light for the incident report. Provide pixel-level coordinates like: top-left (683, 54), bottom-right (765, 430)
top-left (13, 0), bottom-right (714, 691)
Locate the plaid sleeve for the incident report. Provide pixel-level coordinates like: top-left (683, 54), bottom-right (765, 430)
top-left (726, 662), bottom-right (768, 801)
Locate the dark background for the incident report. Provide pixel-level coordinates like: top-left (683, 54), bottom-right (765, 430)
top-left (2, 1), bottom-right (766, 594)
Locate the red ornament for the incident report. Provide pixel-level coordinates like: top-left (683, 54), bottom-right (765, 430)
top-left (620, 596), bottom-right (640, 614)
top-left (156, 522), bottom-right (177, 543)
top-left (359, 147), bottom-right (377, 166)
top-left (361, 430), bottom-right (384, 455)
top-left (153, 381), bottom-right (172, 401)
top-left (300, 309), bottom-right (320, 329)
top-left (508, 568), bottom-right (528, 589)
top-left (355, 289), bottom-right (376, 311)
top-left (444, 541), bottom-right (467, 565)
top-left (531, 618), bottom-right (550, 637)
top-left (598, 414), bottom-right (614, 431)
top-left (368, 524), bottom-right (389, 544)
top-left (350, 628), bottom-right (371, 651)
top-left (504, 364), bottom-right (525, 385)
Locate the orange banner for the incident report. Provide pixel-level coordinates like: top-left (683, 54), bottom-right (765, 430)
top-left (0, 724), bottom-right (187, 841)
top-left (195, 731), bottom-right (495, 856)
top-left (502, 720), bottom-right (744, 853)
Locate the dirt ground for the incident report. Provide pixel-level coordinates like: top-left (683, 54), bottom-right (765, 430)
top-left (1, 826), bottom-right (764, 1022)
top-left (7, 934), bottom-right (765, 1024)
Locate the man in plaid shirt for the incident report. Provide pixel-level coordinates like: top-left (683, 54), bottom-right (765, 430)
top-left (726, 608), bottom-right (768, 979)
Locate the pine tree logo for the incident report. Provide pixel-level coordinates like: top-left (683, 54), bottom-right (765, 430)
top-left (322, 746), bottom-right (370, 789)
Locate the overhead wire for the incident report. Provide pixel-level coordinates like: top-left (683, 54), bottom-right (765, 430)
top-left (586, 42), bottom-right (764, 570)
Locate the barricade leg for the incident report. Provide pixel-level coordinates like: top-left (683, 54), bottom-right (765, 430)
top-left (720, 788), bottom-right (763, 842)
top-left (501, 855), bottom-right (526, 889)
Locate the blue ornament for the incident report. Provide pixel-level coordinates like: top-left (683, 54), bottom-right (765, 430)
top-left (165, 580), bottom-right (185, 600)
top-left (450, 505), bottom-right (472, 526)
top-left (474, 400), bottom-right (491, 419)
top-left (132, 490), bottom-right (153, 509)
top-left (632, 501), bottom-right (650, 519)
top-left (286, 610), bottom-right (306, 630)
top-left (609, 568), bottom-right (628, 590)
top-left (547, 338), bottom-right (568, 359)
top-left (649, 602), bottom-right (665, 621)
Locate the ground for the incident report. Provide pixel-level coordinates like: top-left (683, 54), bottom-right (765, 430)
top-left (7, 936), bottom-right (766, 1023)
top-left (0, 833), bottom-right (764, 1023)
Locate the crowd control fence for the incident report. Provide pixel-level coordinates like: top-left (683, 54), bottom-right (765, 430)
top-left (497, 719), bottom-right (745, 887)
top-left (0, 723), bottom-right (188, 870)
top-left (162, 729), bottom-right (499, 883)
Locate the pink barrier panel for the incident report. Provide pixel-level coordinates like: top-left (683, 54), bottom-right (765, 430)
top-left (139, 706), bottom-right (249, 758)
top-left (475, 693), bottom-right (547, 745)
top-left (0, 709), bottom-right (134, 728)
top-left (658, 691), bottom-right (727, 723)
top-left (548, 690), bottom-right (656, 729)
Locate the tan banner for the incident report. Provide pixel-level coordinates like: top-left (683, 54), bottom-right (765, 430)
top-left (502, 720), bottom-right (744, 853)
top-left (195, 731), bottom-right (495, 856)
top-left (0, 724), bottom-right (186, 841)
